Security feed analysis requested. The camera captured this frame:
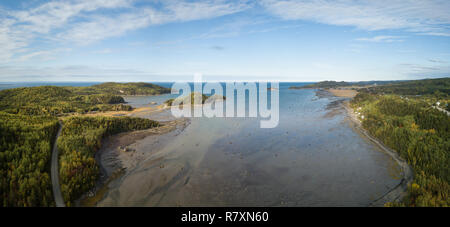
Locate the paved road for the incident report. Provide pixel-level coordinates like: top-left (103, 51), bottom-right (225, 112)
top-left (51, 122), bottom-right (65, 207)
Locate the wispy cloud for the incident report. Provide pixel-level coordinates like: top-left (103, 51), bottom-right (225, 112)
top-left (356, 36), bottom-right (404, 43)
top-left (391, 62), bottom-right (450, 80)
top-left (0, 64), bottom-right (150, 81)
top-left (0, 0), bottom-right (249, 61)
top-left (428, 58), bottom-right (447, 63)
top-left (261, 0), bottom-right (450, 36)
top-left (59, 1), bottom-right (250, 45)
top-left (92, 48), bottom-right (113, 54)
top-left (8, 0), bottom-right (133, 34)
top-left (195, 18), bottom-right (265, 39)
top-left (195, 18), bottom-right (301, 40)
top-left (211, 45), bottom-right (225, 50)
top-left (15, 48), bottom-right (72, 62)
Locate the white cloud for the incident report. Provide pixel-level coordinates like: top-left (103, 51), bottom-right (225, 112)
top-left (92, 48), bottom-right (113, 54)
top-left (261, 0), bottom-right (450, 36)
top-left (428, 58), bottom-right (447, 64)
top-left (9, 0), bottom-right (133, 34)
top-left (196, 18), bottom-right (264, 39)
top-left (0, 18), bottom-right (30, 61)
top-left (356, 36), bottom-right (404, 43)
top-left (0, 64), bottom-right (150, 82)
top-left (59, 1), bottom-right (248, 45)
top-left (165, 0), bottom-right (250, 22)
top-left (0, 0), bottom-right (133, 62)
top-left (15, 48), bottom-right (72, 62)
top-left (396, 63), bottom-right (450, 78)
top-left (192, 17), bottom-right (299, 40)
top-left (58, 9), bottom-right (155, 45)
top-left (0, 0), bottom-right (248, 61)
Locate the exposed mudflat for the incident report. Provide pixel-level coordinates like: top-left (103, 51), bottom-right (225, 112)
top-left (77, 105), bottom-right (189, 206)
top-left (89, 87), bottom-right (403, 207)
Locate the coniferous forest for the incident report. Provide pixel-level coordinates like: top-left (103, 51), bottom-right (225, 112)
top-left (58, 116), bottom-right (159, 205)
top-left (0, 83), bottom-right (163, 206)
top-left (0, 82), bottom-right (170, 116)
top-left (351, 78), bottom-right (449, 206)
top-left (0, 112), bottom-right (59, 206)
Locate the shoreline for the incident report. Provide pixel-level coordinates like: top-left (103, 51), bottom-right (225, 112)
top-left (76, 106), bottom-right (190, 206)
top-left (323, 88), bottom-right (413, 206)
top-left (342, 101), bottom-right (413, 206)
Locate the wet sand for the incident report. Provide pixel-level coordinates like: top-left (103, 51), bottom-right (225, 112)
top-left (96, 116), bottom-right (246, 206)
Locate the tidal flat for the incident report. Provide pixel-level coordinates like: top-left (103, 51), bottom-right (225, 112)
top-left (94, 85), bottom-right (402, 207)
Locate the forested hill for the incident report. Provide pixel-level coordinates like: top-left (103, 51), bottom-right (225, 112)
top-left (292, 80), bottom-right (351, 88)
top-left (0, 82), bottom-right (170, 115)
top-left (0, 86), bottom-right (130, 115)
top-left (289, 80), bottom-right (403, 89)
top-left (361, 77), bottom-right (450, 96)
top-left (351, 77), bottom-right (449, 206)
top-left (0, 82), bottom-right (166, 206)
top-left (69, 82), bottom-right (171, 95)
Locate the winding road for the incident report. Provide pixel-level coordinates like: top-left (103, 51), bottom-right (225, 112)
top-left (51, 122), bottom-right (65, 207)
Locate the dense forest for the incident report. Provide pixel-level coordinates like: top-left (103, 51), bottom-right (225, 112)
top-left (0, 82), bottom-right (172, 116)
top-left (57, 116), bottom-right (159, 206)
top-left (164, 92), bottom-right (225, 106)
top-left (291, 81), bottom-right (352, 89)
top-left (0, 86), bottom-right (131, 115)
top-left (68, 82), bottom-right (171, 95)
top-left (289, 80), bottom-right (401, 89)
top-left (360, 78), bottom-right (450, 96)
top-left (0, 112), bottom-right (59, 206)
top-left (350, 78), bottom-right (450, 206)
top-left (0, 82), bottom-right (164, 206)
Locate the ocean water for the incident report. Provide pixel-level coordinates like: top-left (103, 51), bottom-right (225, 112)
top-left (97, 83), bottom-right (401, 207)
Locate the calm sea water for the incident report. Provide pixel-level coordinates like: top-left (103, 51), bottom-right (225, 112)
top-left (99, 83), bottom-right (401, 207)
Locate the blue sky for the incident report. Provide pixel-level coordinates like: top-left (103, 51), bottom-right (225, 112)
top-left (0, 0), bottom-right (449, 82)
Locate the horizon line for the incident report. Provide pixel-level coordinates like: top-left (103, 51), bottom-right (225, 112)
top-left (1, 77), bottom-right (448, 84)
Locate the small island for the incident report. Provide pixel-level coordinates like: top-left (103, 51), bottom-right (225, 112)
top-left (164, 92), bottom-right (226, 107)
